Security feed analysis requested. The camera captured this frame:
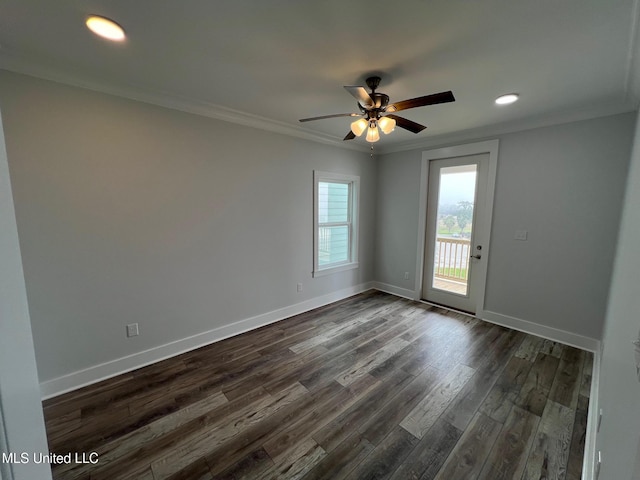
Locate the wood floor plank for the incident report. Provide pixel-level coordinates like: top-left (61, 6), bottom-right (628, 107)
top-left (359, 365), bottom-right (441, 446)
top-left (477, 406), bottom-right (540, 480)
top-left (212, 447), bottom-right (273, 480)
top-left (206, 381), bottom-right (345, 477)
top-left (456, 324), bottom-right (504, 370)
top-left (150, 383), bottom-right (307, 478)
top-left (262, 438), bottom-right (327, 480)
top-left (264, 341), bottom-right (356, 394)
top-left (580, 352), bottom-right (594, 398)
top-left (85, 389), bottom-right (266, 480)
top-left (288, 302), bottom-right (398, 354)
top-left (566, 395), bottom-right (589, 480)
top-left (433, 412), bottom-right (502, 480)
top-left (52, 390), bottom-right (229, 479)
top-left (549, 347), bottom-right (584, 410)
top-left (396, 324), bottom-right (454, 376)
top-left (335, 337), bottom-right (410, 386)
top-left (514, 335), bottom-right (545, 361)
top-left (539, 339), bottom-right (565, 358)
top-left (312, 370), bottom-right (413, 452)
top-left (515, 352), bottom-right (560, 416)
top-left (262, 375), bottom-right (378, 464)
top-left (301, 433), bottom-right (374, 480)
top-left (442, 328), bottom-right (525, 431)
top-left (42, 291), bottom-right (591, 480)
top-left (165, 458), bottom-right (213, 480)
top-left (400, 363), bottom-right (476, 439)
top-left (389, 418), bottom-right (462, 480)
top-left (347, 425), bottom-right (419, 480)
top-left (44, 373), bottom-right (137, 419)
top-left (523, 400), bottom-right (575, 480)
top-left (479, 356), bottom-right (533, 423)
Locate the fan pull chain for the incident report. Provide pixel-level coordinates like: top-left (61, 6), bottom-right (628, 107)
top-left (370, 144), bottom-right (374, 158)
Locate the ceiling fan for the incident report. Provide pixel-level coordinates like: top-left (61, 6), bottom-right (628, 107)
top-left (299, 76), bottom-right (455, 142)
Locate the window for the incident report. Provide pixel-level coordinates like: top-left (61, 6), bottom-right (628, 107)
top-left (313, 171), bottom-right (359, 276)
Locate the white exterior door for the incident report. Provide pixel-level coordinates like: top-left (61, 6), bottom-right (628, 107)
top-left (422, 152), bottom-right (492, 314)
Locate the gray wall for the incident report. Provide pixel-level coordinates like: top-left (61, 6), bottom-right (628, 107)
top-left (0, 71), bottom-right (376, 384)
top-left (597, 109), bottom-right (640, 479)
top-left (376, 113), bottom-right (634, 340)
top-left (375, 149), bottom-right (423, 291)
top-left (0, 108), bottom-right (51, 479)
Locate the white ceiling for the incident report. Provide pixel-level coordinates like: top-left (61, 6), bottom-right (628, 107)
top-left (1, 0), bottom-right (639, 152)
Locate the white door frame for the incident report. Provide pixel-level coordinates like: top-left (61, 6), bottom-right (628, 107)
top-left (0, 107), bottom-right (52, 480)
top-left (414, 140), bottom-right (499, 314)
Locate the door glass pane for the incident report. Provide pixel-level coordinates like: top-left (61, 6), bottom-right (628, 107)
top-left (432, 164), bottom-right (477, 296)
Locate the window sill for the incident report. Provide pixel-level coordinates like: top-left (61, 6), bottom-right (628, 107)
top-left (313, 262), bottom-right (359, 278)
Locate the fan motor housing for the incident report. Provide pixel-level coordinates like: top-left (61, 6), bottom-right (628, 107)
top-left (359, 93), bottom-right (389, 112)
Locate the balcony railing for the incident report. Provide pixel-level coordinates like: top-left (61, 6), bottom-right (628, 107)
top-left (434, 237), bottom-right (471, 282)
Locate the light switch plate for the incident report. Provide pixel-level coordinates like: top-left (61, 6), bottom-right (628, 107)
top-left (514, 229), bottom-right (528, 241)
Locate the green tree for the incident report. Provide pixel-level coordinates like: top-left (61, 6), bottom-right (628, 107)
top-left (456, 201), bottom-right (473, 233)
top-left (443, 215), bottom-right (456, 233)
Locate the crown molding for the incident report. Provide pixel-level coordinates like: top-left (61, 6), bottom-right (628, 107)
top-left (0, 55), bottom-right (370, 153)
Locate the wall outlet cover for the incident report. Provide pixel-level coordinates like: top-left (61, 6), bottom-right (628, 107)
top-left (126, 323), bottom-right (139, 337)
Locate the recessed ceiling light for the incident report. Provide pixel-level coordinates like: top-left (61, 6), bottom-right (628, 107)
top-left (86, 15), bottom-right (126, 42)
top-left (495, 93), bottom-right (519, 105)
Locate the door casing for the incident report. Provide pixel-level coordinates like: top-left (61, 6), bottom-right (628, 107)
top-left (414, 140), bottom-right (499, 315)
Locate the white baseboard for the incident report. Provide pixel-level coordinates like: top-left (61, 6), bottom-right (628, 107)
top-left (371, 281), bottom-right (417, 300)
top-left (40, 282), bottom-right (375, 399)
top-left (479, 310), bottom-right (600, 352)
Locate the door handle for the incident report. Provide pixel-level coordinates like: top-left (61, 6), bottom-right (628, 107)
top-left (471, 254), bottom-right (482, 259)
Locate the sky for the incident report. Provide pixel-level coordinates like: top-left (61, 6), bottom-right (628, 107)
top-left (439, 171), bottom-right (477, 205)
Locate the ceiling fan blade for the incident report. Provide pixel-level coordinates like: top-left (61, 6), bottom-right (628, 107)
top-left (386, 114), bottom-right (427, 134)
top-left (386, 91), bottom-right (455, 113)
top-left (299, 113), bottom-right (361, 122)
top-left (344, 86), bottom-right (374, 108)
top-left (343, 130), bottom-right (356, 141)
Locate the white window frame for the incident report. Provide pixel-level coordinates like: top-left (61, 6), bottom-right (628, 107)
top-left (313, 171), bottom-right (360, 277)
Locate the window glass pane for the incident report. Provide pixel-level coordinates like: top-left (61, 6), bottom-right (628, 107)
top-left (318, 225), bottom-right (349, 266)
top-left (318, 182), bottom-right (349, 223)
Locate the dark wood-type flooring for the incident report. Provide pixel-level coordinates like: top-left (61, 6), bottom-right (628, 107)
top-left (43, 291), bottom-right (593, 480)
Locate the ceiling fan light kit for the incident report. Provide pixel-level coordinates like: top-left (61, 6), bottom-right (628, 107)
top-left (300, 76), bottom-right (455, 143)
top-left (366, 125), bottom-right (380, 143)
top-left (378, 116), bottom-right (396, 134)
top-left (350, 118), bottom-right (368, 136)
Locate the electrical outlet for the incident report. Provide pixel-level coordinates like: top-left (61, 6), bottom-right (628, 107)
top-left (404, 272), bottom-right (410, 280)
top-left (297, 283), bottom-right (303, 292)
top-left (126, 323), bottom-right (139, 337)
